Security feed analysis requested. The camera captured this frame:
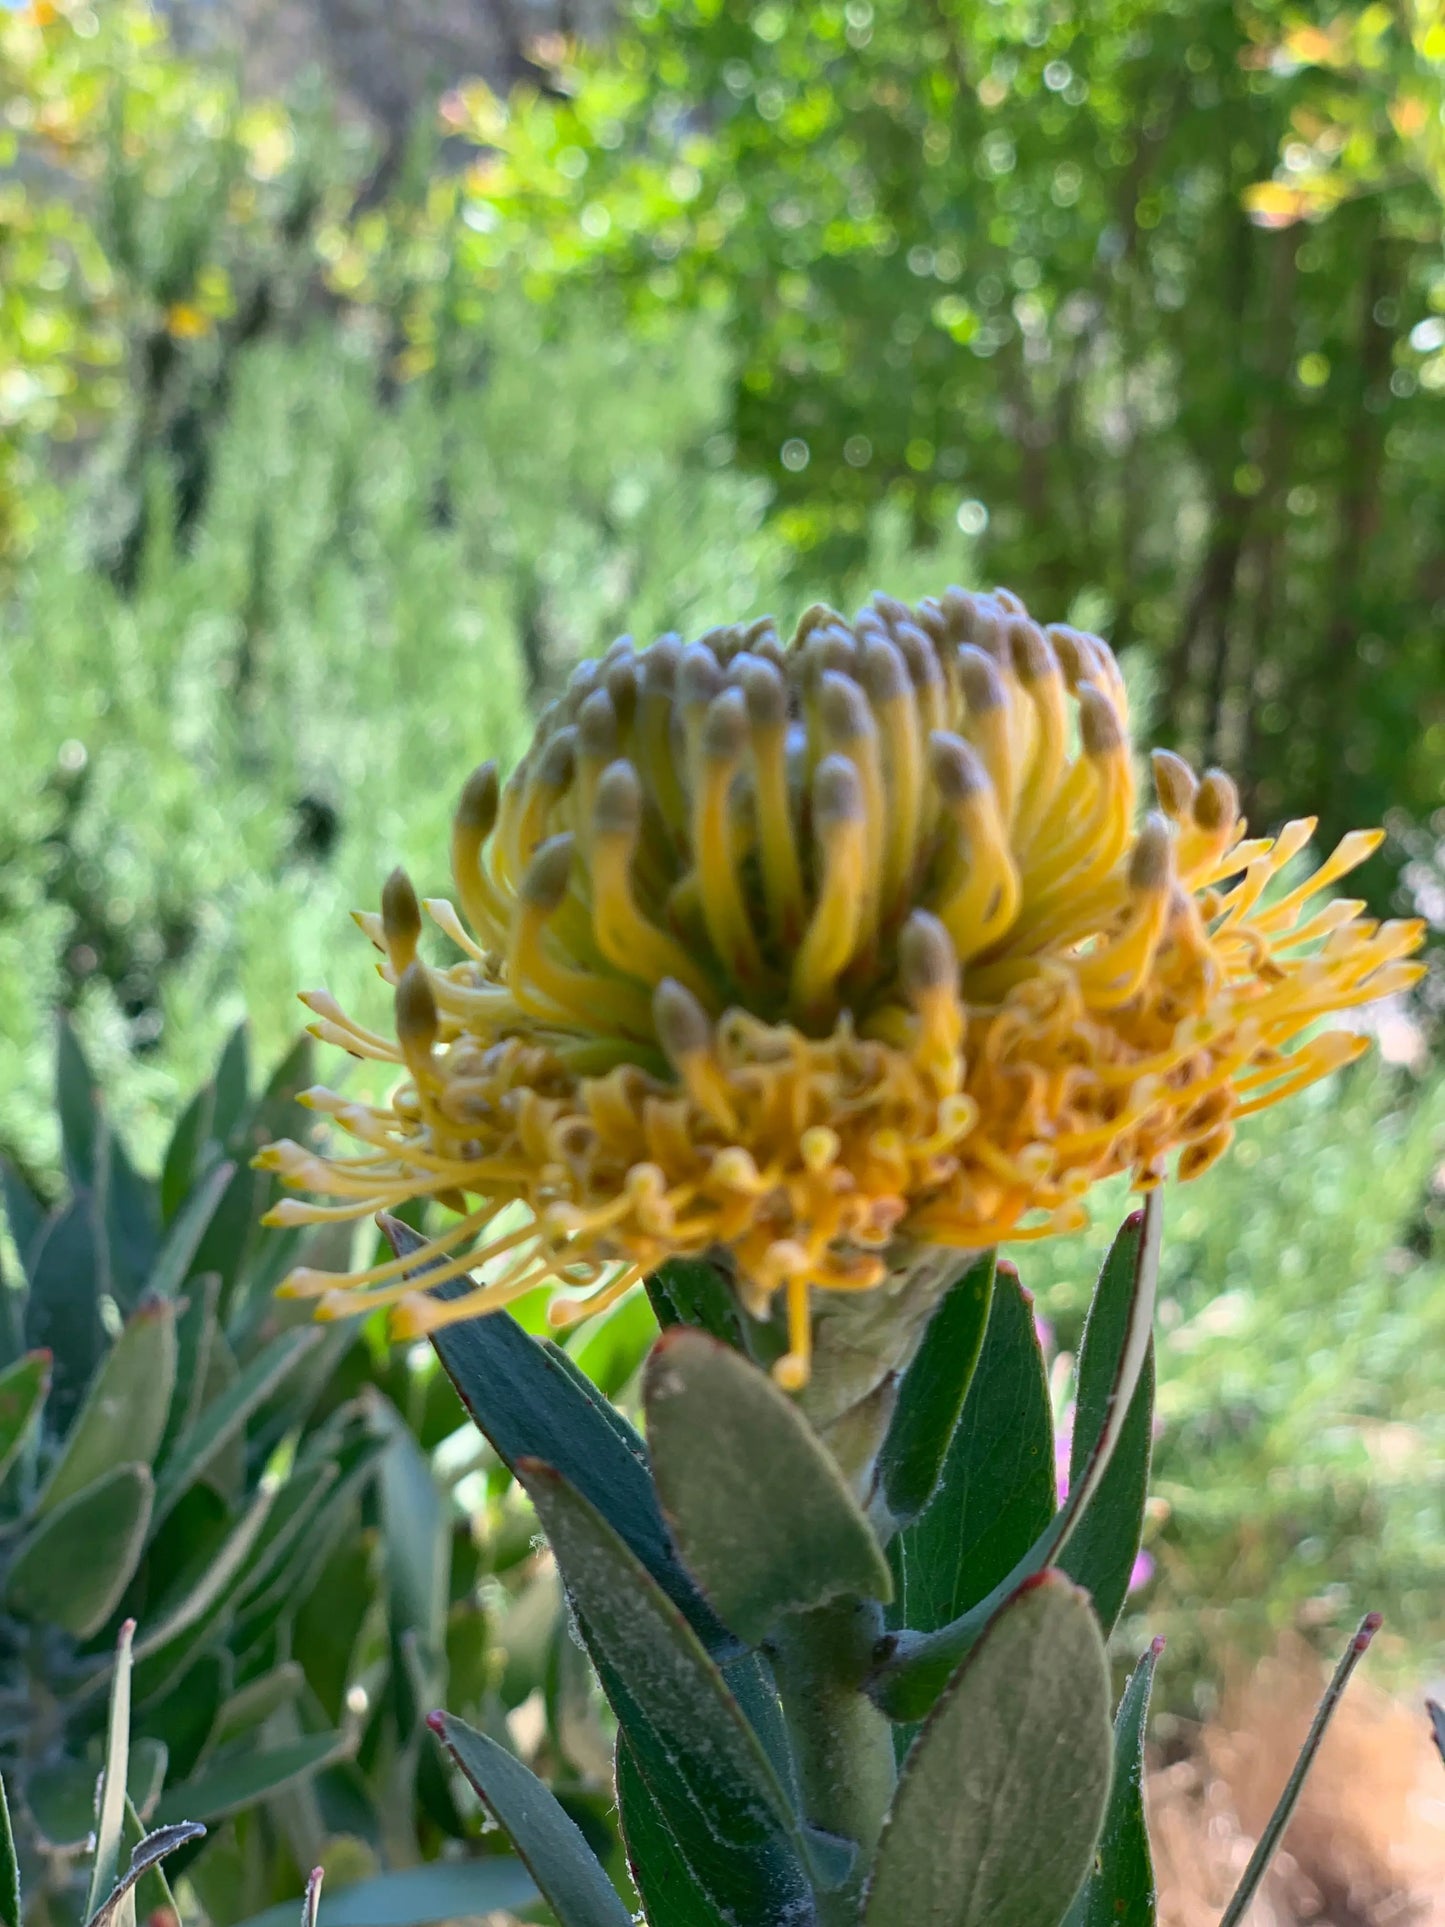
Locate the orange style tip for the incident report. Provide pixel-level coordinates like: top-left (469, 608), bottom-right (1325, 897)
top-left (315, 1290), bottom-right (363, 1323)
top-left (387, 1296), bottom-right (436, 1340)
top-left (772, 1353), bottom-right (809, 1393)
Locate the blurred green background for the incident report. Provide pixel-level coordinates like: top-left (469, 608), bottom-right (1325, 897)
top-left (1, 0), bottom-right (1443, 1916)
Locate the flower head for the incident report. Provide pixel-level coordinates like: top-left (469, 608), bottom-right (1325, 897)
top-left (258, 587), bottom-right (1423, 1386)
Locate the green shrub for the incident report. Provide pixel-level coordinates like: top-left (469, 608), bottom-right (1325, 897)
top-left (1021, 1061), bottom-right (1445, 1699)
top-left (3, 296), bottom-right (900, 1174)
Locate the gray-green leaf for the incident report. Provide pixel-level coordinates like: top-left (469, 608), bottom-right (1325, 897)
top-left (39, 1297), bottom-right (177, 1515)
top-left (0, 1349), bottom-right (50, 1488)
top-left (6, 1461), bottom-right (153, 1637)
top-left (152, 1325), bottom-right (320, 1525)
top-left (877, 1253), bottom-right (996, 1532)
top-left (863, 1572), bottom-right (1113, 1927)
top-left (644, 1328), bottom-right (893, 1644)
top-left (154, 1732), bottom-right (352, 1825)
top-left (1063, 1637), bottom-right (1162, 1927)
top-left (431, 1713), bottom-right (632, 1927)
top-left (516, 1458), bottom-right (811, 1924)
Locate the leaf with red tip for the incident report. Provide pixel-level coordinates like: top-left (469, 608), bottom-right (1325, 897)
top-left (863, 1571), bottom-right (1113, 1927)
top-left (873, 1197), bottom-right (1161, 1723)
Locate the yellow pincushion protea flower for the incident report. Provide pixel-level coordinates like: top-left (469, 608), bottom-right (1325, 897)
top-left (257, 587), bottom-right (1423, 1388)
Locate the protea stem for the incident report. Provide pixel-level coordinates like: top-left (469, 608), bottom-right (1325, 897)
top-left (770, 1596), bottom-right (897, 1925)
top-left (798, 1246), bottom-right (966, 1498)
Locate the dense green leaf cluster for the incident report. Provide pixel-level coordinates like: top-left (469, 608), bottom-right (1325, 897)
top-left (388, 1197), bottom-right (1275, 1924)
top-left (0, 1026), bottom-right (568, 1924)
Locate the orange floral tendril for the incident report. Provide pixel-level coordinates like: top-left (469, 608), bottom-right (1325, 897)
top-left (256, 588), bottom-right (1423, 1388)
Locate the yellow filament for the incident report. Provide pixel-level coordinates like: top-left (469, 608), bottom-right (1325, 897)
top-left (876, 683), bottom-right (924, 915)
top-left (693, 726), bottom-right (766, 987)
top-left (773, 1274), bottom-right (813, 1391)
top-left (791, 806), bottom-right (866, 1022)
top-left (452, 820), bottom-right (510, 950)
top-left (1011, 655), bottom-right (1068, 850)
top-left (590, 827), bottom-right (718, 1007)
top-left (507, 898), bottom-right (656, 1040)
top-left (1252, 829), bottom-right (1385, 936)
top-left (932, 791), bottom-right (1021, 961)
top-left (750, 718), bottom-right (808, 946)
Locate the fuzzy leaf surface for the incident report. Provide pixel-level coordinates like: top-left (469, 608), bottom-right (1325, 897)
top-left (888, 1265), bottom-right (1054, 1635)
top-left (517, 1458), bottom-right (812, 1925)
top-left (1063, 1639), bottom-right (1161, 1927)
top-left (877, 1254), bottom-right (996, 1531)
top-left (863, 1572), bottom-right (1112, 1927)
top-left (644, 1328), bottom-right (892, 1643)
top-left (382, 1216), bottom-right (731, 1652)
top-left (432, 1714), bottom-right (632, 1927)
top-left (615, 1740), bottom-right (733, 1927)
top-left (1060, 1214), bottom-right (1156, 1633)
top-left (118, 1797), bottom-right (183, 1926)
top-left (39, 1297), bottom-right (177, 1514)
top-left (6, 1460), bottom-right (153, 1637)
top-left (0, 1349), bottom-right (50, 1487)
top-left (85, 1824), bottom-right (207, 1927)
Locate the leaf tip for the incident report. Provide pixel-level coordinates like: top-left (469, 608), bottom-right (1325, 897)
top-left (1354, 1611), bottom-right (1383, 1652)
top-left (375, 1211), bottom-right (408, 1253)
top-left (513, 1454), bottom-right (561, 1493)
top-left (1150, 1633), bottom-right (1166, 1658)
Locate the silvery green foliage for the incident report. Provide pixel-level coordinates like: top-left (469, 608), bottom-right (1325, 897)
top-left (0, 1022), bottom-right (383, 1921)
